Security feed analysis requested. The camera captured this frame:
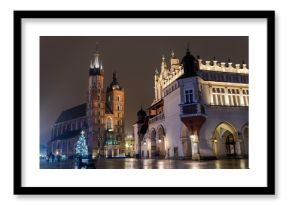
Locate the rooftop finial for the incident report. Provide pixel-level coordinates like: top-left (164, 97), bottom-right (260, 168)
top-left (171, 49), bottom-right (175, 57)
top-left (162, 55), bottom-right (165, 61)
top-left (155, 68), bottom-right (159, 75)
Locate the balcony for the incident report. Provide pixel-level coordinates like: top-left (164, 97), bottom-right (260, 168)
top-left (179, 103), bottom-right (206, 118)
top-left (149, 112), bottom-right (165, 124)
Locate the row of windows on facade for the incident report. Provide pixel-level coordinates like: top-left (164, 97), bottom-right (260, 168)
top-left (183, 87), bottom-right (249, 106)
top-left (107, 95), bottom-right (122, 102)
top-left (211, 87), bottom-right (249, 106)
top-left (94, 96), bottom-right (122, 106)
top-left (52, 119), bottom-right (86, 137)
top-left (50, 139), bottom-right (76, 154)
top-left (93, 118), bottom-right (122, 128)
top-left (93, 110), bottom-right (123, 117)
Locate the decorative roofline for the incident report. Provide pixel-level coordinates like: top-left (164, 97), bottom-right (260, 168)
top-left (198, 59), bottom-right (248, 74)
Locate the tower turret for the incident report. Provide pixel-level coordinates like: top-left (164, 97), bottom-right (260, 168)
top-left (181, 45), bottom-right (199, 77)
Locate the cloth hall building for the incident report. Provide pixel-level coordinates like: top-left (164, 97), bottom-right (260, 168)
top-left (47, 47), bottom-right (125, 159)
top-left (134, 49), bottom-right (249, 160)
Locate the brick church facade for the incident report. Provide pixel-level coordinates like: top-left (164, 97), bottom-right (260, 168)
top-left (47, 46), bottom-right (125, 159)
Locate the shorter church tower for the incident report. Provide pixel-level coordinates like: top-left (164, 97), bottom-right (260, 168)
top-left (104, 72), bottom-right (125, 156)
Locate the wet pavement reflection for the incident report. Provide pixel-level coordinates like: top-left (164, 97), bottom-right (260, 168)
top-left (40, 158), bottom-right (249, 169)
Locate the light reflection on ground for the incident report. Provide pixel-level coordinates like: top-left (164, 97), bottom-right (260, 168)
top-left (40, 158), bottom-right (249, 169)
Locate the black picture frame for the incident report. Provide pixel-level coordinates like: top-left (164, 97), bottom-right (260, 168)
top-left (14, 10), bottom-right (275, 195)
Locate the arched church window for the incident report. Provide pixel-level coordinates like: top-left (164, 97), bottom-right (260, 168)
top-left (107, 118), bottom-right (112, 129)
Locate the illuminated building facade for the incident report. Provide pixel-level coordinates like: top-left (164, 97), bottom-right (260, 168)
top-left (134, 48), bottom-right (249, 160)
top-left (47, 46), bottom-right (125, 159)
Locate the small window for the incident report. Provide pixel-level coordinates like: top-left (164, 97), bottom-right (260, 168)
top-left (185, 89), bottom-right (194, 103)
top-left (117, 96), bottom-right (121, 102)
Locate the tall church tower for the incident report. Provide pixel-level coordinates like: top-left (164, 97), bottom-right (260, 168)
top-left (87, 44), bottom-right (106, 157)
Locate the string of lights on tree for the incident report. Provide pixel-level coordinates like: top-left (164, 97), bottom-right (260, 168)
top-left (75, 130), bottom-right (88, 157)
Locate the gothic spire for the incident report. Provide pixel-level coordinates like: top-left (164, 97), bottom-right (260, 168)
top-left (92, 42), bottom-right (100, 69)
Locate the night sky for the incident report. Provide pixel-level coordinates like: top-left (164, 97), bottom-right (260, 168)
top-left (40, 36), bottom-right (248, 145)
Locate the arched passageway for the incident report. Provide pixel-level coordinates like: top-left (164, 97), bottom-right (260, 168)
top-left (157, 126), bottom-right (166, 159)
top-left (212, 122), bottom-right (242, 158)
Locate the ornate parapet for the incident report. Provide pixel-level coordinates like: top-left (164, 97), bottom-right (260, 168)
top-left (198, 59), bottom-right (248, 74)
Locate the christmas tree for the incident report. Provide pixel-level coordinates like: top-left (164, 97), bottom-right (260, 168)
top-left (75, 130), bottom-right (88, 157)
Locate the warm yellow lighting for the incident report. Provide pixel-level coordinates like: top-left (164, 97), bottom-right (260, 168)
top-left (190, 134), bottom-right (198, 142)
top-left (158, 139), bottom-right (162, 143)
top-left (214, 139), bottom-right (217, 143)
top-left (125, 143), bottom-right (129, 148)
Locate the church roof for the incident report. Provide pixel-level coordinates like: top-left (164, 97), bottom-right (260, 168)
top-left (55, 103), bottom-right (86, 124)
top-left (49, 129), bottom-right (83, 142)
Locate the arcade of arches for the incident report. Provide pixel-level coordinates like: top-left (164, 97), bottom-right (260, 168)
top-left (145, 122), bottom-right (248, 159)
top-left (149, 126), bottom-right (166, 159)
top-left (181, 121), bottom-right (248, 159)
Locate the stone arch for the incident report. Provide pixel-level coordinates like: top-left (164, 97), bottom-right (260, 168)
top-left (106, 117), bottom-right (113, 130)
top-left (241, 123), bottom-right (249, 157)
top-left (211, 121), bottom-right (241, 158)
top-left (156, 125), bottom-right (166, 159)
